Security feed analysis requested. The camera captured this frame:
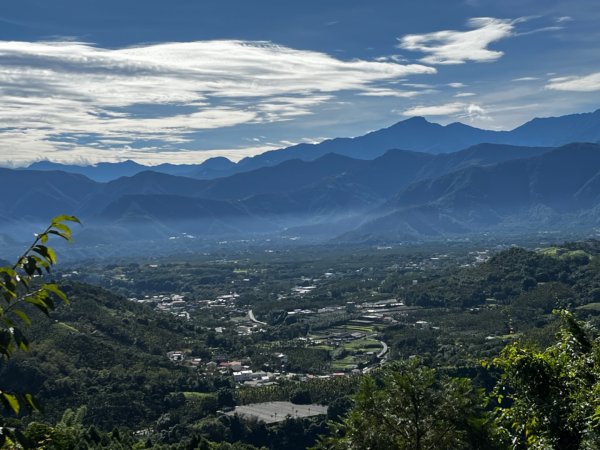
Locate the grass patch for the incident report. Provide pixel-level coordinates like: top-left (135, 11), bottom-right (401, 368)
top-left (539, 247), bottom-right (561, 257)
top-left (333, 325), bottom-right (375, 334)
top-left (344, 338), bottom-right (381, 350)
top-left (539, 247), bottom-right (590, 261)
top-left (331, 357), bottom-right (359, 370)
top-left (183, 392), bottom-right (216, 400)
top-left (312, 344), bottom-right (335, 351)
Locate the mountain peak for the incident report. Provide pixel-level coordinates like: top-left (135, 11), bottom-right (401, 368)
top-left (445, 121), bottom-right (475, 129)
top-left (383, 116), bottom-right (437, 133)
top-left (394, 116), bottom-right (433, 127)
top-left (403, 116), bottom-right (428, 123)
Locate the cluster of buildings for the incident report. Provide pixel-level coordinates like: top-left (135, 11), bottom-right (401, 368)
top-left (128, 292), bottom-right (245, 322)
top-left (166, 352), bottom-right (294, 386)
top-left (129, 293), bottom-right (191, 320)
top-left (352, 299), bottom-right (409, 323)
top-left (286, 305), bottom-right (345, 317)
top-left (166, 350), bottom-right (203, 367)
top-left (307, 331), bottom-right (368, 346)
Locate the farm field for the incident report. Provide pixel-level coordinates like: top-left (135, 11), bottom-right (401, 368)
top-left (227, 401), bottom-right (328, 424)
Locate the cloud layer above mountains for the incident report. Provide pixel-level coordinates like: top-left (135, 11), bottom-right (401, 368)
top-left (1, 1), bottom-right (599, 166)
top-left (0, 40), bottom-right (435, 165)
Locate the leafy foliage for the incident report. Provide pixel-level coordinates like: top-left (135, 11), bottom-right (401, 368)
top-left (0, 215), bottom-right (79, 445)
top-left (315, 358), bottom-right (496, 450)
top-left (489, 310), bottom-right (600, 449)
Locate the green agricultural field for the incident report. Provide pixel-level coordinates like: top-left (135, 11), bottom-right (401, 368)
top-left (312, 344), bottom-right (335, 351)
top-left (182, 392), bottom-right (216, 400)
top-left (331, 356), bottom-right (358, 371)
top-left (334, 325), bottom-right (375, 334)
top-left (539, 247), bottom-right (591, 261)
top-left (344, 338), bottom-right (381, 351)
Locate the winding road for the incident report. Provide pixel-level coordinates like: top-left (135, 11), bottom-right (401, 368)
top-left (248, 309), bottom-right (267, 326)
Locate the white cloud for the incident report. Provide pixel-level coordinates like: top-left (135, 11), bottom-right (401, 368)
top-left (375, 54), bottom-right (408, 63)
top-left (512, 76), bottom-right (540, 82)
top-left (514, 26), bottom-right (564, 37)
top-left (357, 88), bottom-right (426, 98)
top-left (0, 140), bottom-right (281, 167)
top-left (398, 17), bottom-right (516, 65)
top-left (0, 39), bottom-right (436, 165)
top-left (448, 82), bottom-right (466, 88)
top-left (463, 103), bottom-right (488, 121)
top-left (546, 72), bottom-right (600, 92)
top-left (556, 16), bottom-right (573, 23)
top-left (402, 83), bottom-right (433, 89)
top-left (403, 102), bottom-right (466, 116)
top-left (402, 102), bottom-right (488, 121)
top-left (454, 92), bottom-right (476, 97)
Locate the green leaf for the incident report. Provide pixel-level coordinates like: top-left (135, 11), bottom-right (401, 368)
top-left (50, 222), bottom-right (73, 240)
top-left (0, 268), bottom-right (16, 278)
top-left (51, 215), bottom-right (80, 225)
top-left (23, 291), bottom-right (51, 316)
top-left (29, 255), bottom-right (50, 273)
top-left (2, 316), bottom-right (14, 328)
top-left (21, 256), bottom-right (38, 276)
top-left (44, 284), bottom-right (69, 304)
top-left (2, 290), bottom-right (17, 301)
top-left (47, 229), bottom-right (69, 241)
top-left (1, 392), bottom-right (20, 415)
top-left (32, 245), bottom-right (56, 265)
top-left (13, 310), bottom-right (31, 327)
top-left (18, 276), bottom-right (29, 289)
top-left (12, 327), bottom-right (29, 351)
top-left (23, 394), bottom-right (40, 412)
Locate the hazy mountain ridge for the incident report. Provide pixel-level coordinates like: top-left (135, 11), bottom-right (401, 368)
top-left (2, 142), bottom-right (553, 220)
top-left (17, 109), bottom-right (600, 182)
top-left (346, 143), bottom-right (600, 242)
top-left (2, 133), bottom-right (600, 247)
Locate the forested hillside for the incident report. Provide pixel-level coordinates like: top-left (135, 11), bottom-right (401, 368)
top-left (2, 241), bottom-right (600, 448)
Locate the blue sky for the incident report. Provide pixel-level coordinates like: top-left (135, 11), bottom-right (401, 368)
top-left (1, 0), bottom-right (600, 166)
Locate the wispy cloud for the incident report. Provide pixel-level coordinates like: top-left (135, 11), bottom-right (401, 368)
top-left (454, 92), bottom-right (476, 97)
top-left (512, 76), bottom-right (540, 82)
top-left (514, 26), bottom-right (564, 36)
top-left (556, 16), bottom-right (573, 23)
top-left (0, 39), bottom-right (435, 165)
top-left (398, 17), bottom-right (516, 65)
top-left (402, 102), bottom-right (487, 121)
top-left (374, 54), bottom-right (408, 63)
top-left (357, 88), bottom-right (428, 98)
top-left (546, 72), bottom-right (600, 92)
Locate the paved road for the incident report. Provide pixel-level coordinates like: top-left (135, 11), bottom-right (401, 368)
top-left (363, 340), bottom-right (390, 373)
top-left (377, 340), bottom-right (389, 359)
top-left (248, 309), bottom-right (267, 325)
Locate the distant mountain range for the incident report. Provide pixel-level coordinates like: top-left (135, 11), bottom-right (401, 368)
top-left (344, 143), bottom-right (600, 242)
top-left (25, 158), bottom-right (236, 182)
top-left (2, 108), bottom-right (600, 251)
top-left (3, 140), bottom-right (600, 246)
top-left (18, 108), bottom-right (600, 182)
